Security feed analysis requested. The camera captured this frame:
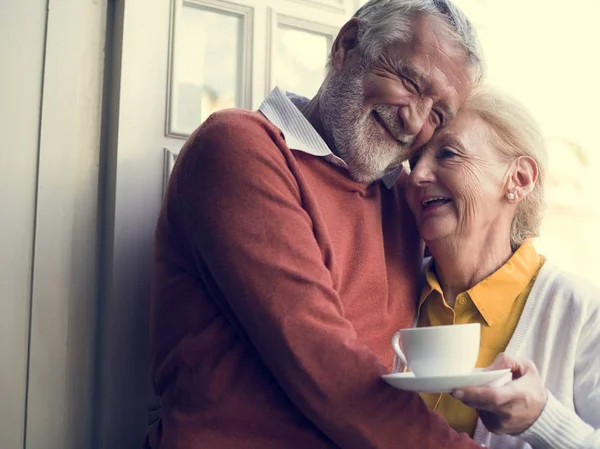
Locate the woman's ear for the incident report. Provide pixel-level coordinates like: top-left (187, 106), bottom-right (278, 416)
top-left (329, 18), bottom-right (361, 71)
top-left (508, 156), bottom-right (538, 201)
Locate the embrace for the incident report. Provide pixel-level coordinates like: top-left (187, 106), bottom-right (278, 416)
top-left (146, 0), bottom-right (600, 448)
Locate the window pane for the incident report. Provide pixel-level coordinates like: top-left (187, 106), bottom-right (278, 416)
top-left (274, 25), bottom-right (331, 98)
top-left (170, 4), bottom-right (244, 135)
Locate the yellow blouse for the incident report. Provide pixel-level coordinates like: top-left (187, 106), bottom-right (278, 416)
top-left (417, 241), bottom-right (545, 436)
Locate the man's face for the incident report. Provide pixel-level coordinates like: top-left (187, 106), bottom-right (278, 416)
top-left (320, 14), bottom-right (475, 184)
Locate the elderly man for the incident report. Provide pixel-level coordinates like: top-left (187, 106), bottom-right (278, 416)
top-left (147, 0), bottom-right (484, 448)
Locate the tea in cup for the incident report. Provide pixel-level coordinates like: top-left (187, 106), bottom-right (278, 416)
top-left (392, 323), bottom-right (480, 377)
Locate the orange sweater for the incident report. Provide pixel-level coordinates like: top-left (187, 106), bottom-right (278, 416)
top-left (148, 108), bottom-right (480, 448)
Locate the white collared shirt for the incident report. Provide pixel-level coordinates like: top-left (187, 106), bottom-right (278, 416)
top-left (258, 86), bottom-right (400, 189)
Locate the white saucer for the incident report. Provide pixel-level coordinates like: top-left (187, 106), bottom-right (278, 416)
top-left (381, 368), bottom-right (512, 393)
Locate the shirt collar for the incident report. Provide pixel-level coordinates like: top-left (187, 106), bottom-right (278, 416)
top-left (419, 258), bottom-right (440, 307)
top-left (258, 87), bottom-right (400, 189)
top-left (467, 240), bottom-right (542, 326)
top-left (419, 240), bottom-right (542, 326)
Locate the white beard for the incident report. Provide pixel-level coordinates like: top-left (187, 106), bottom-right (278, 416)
top-left (319, 66), bottom-right (411, 184)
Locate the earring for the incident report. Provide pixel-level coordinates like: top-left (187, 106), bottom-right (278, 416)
top-left (507, 192), bottom-right (516, 201)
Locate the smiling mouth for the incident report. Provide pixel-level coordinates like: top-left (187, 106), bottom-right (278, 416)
top-left (422, 197), bottom-right (452, 210)
top-left (372, 111), bottom-right (400, 142)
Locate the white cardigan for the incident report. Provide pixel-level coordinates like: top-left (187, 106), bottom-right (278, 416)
top-left (470, 261), bottom-right (600, 448)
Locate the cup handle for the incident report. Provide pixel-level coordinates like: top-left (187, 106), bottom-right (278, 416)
top-left (392, 332), bottom-right (408, 371)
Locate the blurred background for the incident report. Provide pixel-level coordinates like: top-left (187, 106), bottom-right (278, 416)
top-left (1, 1), bottom-right (598, 448)
top-left (454, 0), bottom-right (600, 283)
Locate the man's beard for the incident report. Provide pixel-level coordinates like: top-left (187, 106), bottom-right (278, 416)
top-left (319, 65), bottom-right (412, 184)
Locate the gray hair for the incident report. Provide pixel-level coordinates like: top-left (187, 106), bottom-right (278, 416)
top-left (465, 85), bottom-right (548, 250)
top-left (351, 0), bottom-right (485, 81)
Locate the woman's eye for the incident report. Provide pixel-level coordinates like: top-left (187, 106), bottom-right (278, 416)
top-left (438, 147), bottom-right (456, 159)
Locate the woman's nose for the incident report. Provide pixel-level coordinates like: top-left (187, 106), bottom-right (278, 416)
top-left (408, 157), bottom-right (436, 186)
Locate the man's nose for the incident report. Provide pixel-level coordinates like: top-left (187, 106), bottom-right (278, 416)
top-left (399, 98), bottom-right (433, 137)
top-left (411, 122), bottom-right (435, 150)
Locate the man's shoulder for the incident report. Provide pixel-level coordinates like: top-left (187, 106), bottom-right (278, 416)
top-left (178, 108), bottom-right (289, 169)
top-left (169, 107), bottom-right (303, 199)
top-left (195, 107), bottom-right (282, 142)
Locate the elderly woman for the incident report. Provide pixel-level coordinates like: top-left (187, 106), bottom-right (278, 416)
top-left (404, 85), bottom-right (600, 449)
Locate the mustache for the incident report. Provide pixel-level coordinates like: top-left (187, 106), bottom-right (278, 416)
top-left (372, 105), bottom-right (415, 147)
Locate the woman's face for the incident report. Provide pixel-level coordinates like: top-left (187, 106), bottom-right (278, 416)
top-left (405, 108), bottom-right (513, 245)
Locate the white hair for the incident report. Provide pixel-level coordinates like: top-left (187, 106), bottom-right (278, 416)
top-left (465, 85), bottom-right (548, 250)
top-left (351, 0), bottom-right (485, 81)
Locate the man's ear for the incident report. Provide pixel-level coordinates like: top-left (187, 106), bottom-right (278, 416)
top-left (330, 18), bottom-right (361, 71)
top-left (508, 156), bottom-right (538, 201)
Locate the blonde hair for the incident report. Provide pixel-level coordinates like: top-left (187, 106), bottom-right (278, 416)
top-left (466, 85), bottom-right (548, 250)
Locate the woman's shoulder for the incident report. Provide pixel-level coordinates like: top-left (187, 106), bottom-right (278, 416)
top-left (533, 260), bottom-right (600, 314)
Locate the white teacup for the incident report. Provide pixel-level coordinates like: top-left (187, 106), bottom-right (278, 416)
top-left (392, 323), bottom-right (481, 377)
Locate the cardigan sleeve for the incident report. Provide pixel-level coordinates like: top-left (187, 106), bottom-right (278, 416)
top-left (518, 285), bottom-right (600, 448)
top-left (518, 392), bottom-right (598, 448)
top-left (171, 111), bottom-right (481, 449)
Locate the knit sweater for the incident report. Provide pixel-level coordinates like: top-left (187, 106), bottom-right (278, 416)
top-left (472, 261), bottom-right (600, 448)
top-left (147, 108), bottom-right (483, 448)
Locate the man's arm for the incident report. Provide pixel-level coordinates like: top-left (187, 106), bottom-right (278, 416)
top-left (172, 112), bottom-right (479, 449)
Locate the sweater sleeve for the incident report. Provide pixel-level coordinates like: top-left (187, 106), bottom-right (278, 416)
top-left (172, 112), bottom-right (480, 449)
top-left (519, 287), bottom-right (600, 449)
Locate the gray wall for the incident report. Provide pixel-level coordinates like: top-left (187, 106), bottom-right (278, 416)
top-left (0, 0), bottom-right (107, 448)
top-left (0, 1), bottom-right (47, 447)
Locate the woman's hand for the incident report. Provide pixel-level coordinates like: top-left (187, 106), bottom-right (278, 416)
top-left (452, 353), bottom-right (548, 435)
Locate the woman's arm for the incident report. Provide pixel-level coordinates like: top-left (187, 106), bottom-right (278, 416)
top-left (454, 340), bottom-right (600, 448)
top-left (518, 300), bottom-right (600, 449)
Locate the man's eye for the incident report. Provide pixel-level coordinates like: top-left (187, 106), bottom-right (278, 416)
top-left (403, 77), bottom-right (420, 94)
top-left (433, 110), bottom-right (445, 127)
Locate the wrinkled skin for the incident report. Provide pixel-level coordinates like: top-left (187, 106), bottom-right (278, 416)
top-left (308, 14), bottom-right (474, 184)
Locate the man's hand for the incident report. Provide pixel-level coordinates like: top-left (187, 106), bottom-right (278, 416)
top-left (452, 353), bottom-right (548, 435)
